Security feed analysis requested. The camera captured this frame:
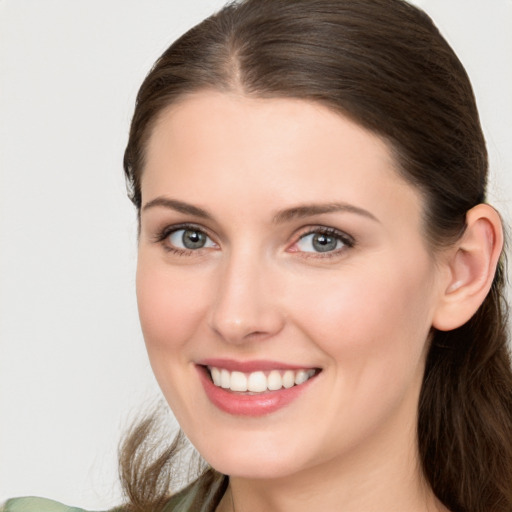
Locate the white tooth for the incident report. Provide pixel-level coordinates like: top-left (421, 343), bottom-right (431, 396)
top-left (295, 370), bottom-right (309, 385)
top-left (210, 367), bottom-right (221, 386)
top-left (282, 370), bottom-right (295, 389)
top-left (247, 371), bottom-right (267, 392)
top-left (307, 369), bottom-right (316, 378)
top-left (220, 369), bottom-right (230, 389)
top-left (230, 371), bottom-right (248, 392)
top-left (267, 370), bottom-right (283, 390)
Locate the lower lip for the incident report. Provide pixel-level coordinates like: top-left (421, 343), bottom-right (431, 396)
top-left (197, 366), bottom-right (318, 417)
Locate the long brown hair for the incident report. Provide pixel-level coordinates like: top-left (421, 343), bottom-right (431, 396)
top-left (121, 1), bottom-right (512, 510)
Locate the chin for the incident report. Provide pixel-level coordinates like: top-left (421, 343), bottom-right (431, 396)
top-left (209, 455), bottom-right (303, 480)
top-left (193, 431), bottom-right (313, 480)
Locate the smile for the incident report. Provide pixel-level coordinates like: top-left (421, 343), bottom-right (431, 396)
top-left (197, 361), bottom-right (321, 416)
top-left (208, 366), bottom-right (317, 393)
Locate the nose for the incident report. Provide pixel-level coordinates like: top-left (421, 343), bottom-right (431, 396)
top-left (208, 252), bottom-right (285, 344)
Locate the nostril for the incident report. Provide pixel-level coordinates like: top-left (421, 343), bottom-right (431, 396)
top-left (208, 314), bottom-right (272, 344)
top-left (209, 323), bottom-right (281, 344)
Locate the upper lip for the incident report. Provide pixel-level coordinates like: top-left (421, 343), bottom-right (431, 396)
top-left (197, 358), bottom-right (319, 373)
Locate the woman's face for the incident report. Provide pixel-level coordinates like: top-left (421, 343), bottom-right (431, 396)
top-left (136, 91), bottom-right (446, 479)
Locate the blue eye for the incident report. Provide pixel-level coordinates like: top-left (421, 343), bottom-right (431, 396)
top-left (296, 230), bottom-right (350, 253)
top-left (168, 228), bottom-right (216, 250)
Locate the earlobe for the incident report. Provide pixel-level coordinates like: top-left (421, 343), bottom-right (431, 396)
top-left (432, 204), bottom-right (503, 332)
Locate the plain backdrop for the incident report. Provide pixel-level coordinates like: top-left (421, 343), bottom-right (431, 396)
top-left (1, 0), bottom-right (511, 509)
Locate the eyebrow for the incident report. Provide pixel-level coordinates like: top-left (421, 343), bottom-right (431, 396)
top-left (142, 197), bottom-right (378, 224)
top-left (142, 197), bottom-right (213, 219)
top-left (272, 203), bottom-right (379, 224)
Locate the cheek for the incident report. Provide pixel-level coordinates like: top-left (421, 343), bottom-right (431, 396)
top-left (135, 258), bottom-right (209, 357)
top-left (290, 256), bottom-right (436, 375)
top-left (288, 259), bottom-right (436, 447)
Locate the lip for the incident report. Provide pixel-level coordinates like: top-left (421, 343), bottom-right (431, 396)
top-left (196, 362), bottom-right (320, 417)
top-left (198, 358), bottom-right (317, 373)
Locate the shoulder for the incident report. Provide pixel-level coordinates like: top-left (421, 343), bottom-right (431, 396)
top-left (1, 472), bottom-right (227, 512)
top-left (1, 497), bottom-right (118, 512)
top-left (162, 470), bottom-right (228, 512)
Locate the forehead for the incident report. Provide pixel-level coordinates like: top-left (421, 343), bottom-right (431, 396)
top-left (142, 91), bottom-right (423, 229)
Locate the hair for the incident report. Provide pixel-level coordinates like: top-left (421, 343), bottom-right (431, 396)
top-left (121, 1), bottom-right (512, 511)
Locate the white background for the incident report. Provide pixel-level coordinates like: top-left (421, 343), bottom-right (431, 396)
top-left (1, 0), bottom-right (511, 509)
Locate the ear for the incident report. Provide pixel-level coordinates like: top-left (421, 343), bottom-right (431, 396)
top-left (432, 204), bottom-right (504, 331)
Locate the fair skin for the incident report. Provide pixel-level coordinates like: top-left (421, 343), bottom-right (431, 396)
top-left (136, 91), bottom-right (501, 511)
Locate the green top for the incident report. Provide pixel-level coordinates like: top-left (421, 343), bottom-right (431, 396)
top-left (1, 473), bottom-right (229, 512)
top-left (0, 497), bottom-right (99, 512)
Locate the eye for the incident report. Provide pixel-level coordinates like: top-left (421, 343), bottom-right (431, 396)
top-left (294, 228), bottom-right (353, 254)
top-left (166, 227), bottom-right (216, 251)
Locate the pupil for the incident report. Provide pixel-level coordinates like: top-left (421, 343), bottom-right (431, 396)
top-left (183, 230), bottom-right (206, 249)
top-left (312, 233), bottom-right (337, 252)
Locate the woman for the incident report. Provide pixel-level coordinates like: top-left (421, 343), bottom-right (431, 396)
top-left (3, 0), bottom-right (511, 511)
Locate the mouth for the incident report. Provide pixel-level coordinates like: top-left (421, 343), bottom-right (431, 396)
top-left (206, 366), bottom-right (319, 394)
top-left (196, 361), bottom-right (322, 416)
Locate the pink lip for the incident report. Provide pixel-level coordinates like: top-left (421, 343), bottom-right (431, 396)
top-left (198, 358), bottom-right (316, 373)
top-left (196, 364), bottom-right (320, 417)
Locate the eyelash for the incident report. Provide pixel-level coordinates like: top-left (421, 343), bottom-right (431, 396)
top-left (153, 223), bottom-right (355, 258)
top-left (153, 223), bottom-right (216, 256)
top-left (292, 226), bottom-right (355, 258)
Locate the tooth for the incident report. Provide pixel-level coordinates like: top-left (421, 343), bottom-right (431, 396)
top-left (282, 370), bottom-right (295, 389)
top-left (220, 369), bottom-right (230, 389)
top-left (267, 370), bottom-right (283, 390)
top-left (247, 371), bottom-right (267, 392)
top-left (230, 371), bottom-right (248, 392)
top-left (211, 367), bottom-right (317, 391)
top-left (210, 367), bottom-right (221, 386)
top-left (295, 370), bottom-right (309, 385)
